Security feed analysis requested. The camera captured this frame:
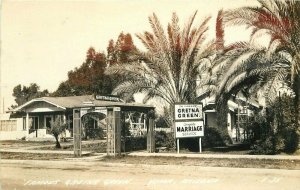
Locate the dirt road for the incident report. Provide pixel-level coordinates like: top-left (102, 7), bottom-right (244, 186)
top-left (1, 159), bottom-right (300, 190)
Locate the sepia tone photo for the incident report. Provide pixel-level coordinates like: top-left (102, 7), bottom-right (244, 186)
top-left (0, 0), bottom-right (300, 189)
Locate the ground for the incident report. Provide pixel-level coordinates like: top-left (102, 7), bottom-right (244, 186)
top-left (1, 140), bottom-right (300, 189)
top-left (1, 159), bottom-right (300, 190)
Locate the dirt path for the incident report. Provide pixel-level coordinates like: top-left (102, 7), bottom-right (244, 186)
top-left (1, 160), bottom-right (300, 190)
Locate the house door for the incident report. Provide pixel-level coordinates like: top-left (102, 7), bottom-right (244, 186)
top-left (45, 116), bottom-right (52, 134)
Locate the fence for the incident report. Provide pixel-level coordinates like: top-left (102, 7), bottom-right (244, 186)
top-left (0, 120), bottom-right (17, 131)
top-left (155, 127), bottom-right (171, 133)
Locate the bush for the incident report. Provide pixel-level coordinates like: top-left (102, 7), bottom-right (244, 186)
top-left (250, 95), bottom-right (299, 154)
top-left (155, 127), bottom-right (226, 152)
top-left (251, 134), bottom-right (286, 155)
top-left (282, 129), bottom-right (299, 153)
top-left (202, 127), bottom-right (226, 148)
top-left (82, 116), bottom-right (106, 140)
top-left (85, 128), bottom-right (105, 140)
top-left (155, 131), bottom-right (167, 147)
top-left (155, 131), bottom-right (175, 150)
top-left (180, 138), bottom-right (200, 151)
top-left (155, 116), bottom-right (169, 128)
top-left (251, 137), bottom-right (276, 155)
top-left (122, 136), bottom-right (147, 152)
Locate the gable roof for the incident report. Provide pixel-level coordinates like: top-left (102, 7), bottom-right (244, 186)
top-left (12, 95), bottom-right (154, 112)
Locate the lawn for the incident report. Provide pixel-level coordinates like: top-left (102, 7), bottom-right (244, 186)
top-left (101, 155), bottom-right (300, 170)
top-left (33, 141), bottom-right (107, 153)
top-left (0, 152), bottom-right (74, 160)
top-left (0, 140), bottom-right (55, 149)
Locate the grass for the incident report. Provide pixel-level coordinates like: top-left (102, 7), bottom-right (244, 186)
top-left (2, 140), bottom-right (300, 170)
top-left (0, 152), bottom-right (74, 160)
top-left (34, 141), bottom-right (107, 153)
top-left (101, 155), bottom-right (300, 170)
top-left (0, 140), bottom-right (55, 149)
top-left (2, 151), bottom-right (299, 170)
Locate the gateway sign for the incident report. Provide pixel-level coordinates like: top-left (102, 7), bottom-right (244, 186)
top-left (174, 103), bottom-right (204, 153)
top-left (174, 103), bottom-right (204, 138)
top-left (175, 121), bottom-right (204, 138)
top-left (175, 104), bottom-right (203, 120)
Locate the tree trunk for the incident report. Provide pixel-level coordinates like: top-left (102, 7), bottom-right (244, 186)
top-left (216, 96), bottom-right (233, 145)
top-left (293, 74), bottom-right (300, 128)
top-left (54, 135), bottom-right (61, 148)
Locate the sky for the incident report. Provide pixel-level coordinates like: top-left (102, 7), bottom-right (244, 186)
top-left (0, 0), bottom-right (259, 112)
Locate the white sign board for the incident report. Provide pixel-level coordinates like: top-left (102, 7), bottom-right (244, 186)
top-left (174, 104), bottom-right (203, 120)
top-left (175, 120), bottom-right (204, 138)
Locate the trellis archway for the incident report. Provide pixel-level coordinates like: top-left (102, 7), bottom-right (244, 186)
top-left (73, 106), bottom-right (155, 157)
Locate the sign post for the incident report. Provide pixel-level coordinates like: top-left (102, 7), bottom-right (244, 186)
top-left (174, 104), bottom-right (204, 153)
top-left (177, 138), bottom-right (180, 154)
top-left (199, 138), bottom-right (202, 153)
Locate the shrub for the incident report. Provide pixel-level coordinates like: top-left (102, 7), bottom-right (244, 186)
top-left (122, 136), bottom-right (147, 152)
top-left (82, 116), bottom-right (106, 140)
top-left (202, 127), bottom-right (226, 148)
top-left (155, 131), bottom-right (176, 150)
top-left (85, 128), bottom-right (105, 140)
top-left (250, 95), bottom-right (299, 154)
top-left (155, 131), bottom-right (167, 147)
top-left (155, 127), bottom-right (226, 152)
top-left (155, 116), bottom-right (169, 128)
top-left (251, 137), bottom-right (276, 155)
top-left (282, 129), bottom-right (299, 153)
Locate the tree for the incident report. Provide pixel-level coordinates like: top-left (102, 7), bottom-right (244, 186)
top-left (223, 0), bottom-right (300, 128)
top-left (11, 83), bottom-right (49, 108)
top-left (107, 32), bottom-right (138, 66)
top-left (50, 117), bottom-right (68, 148)
top-left (106, 12), bottom-right (216, 129)
top-left (53, 47), bottom-right (113, 96)
top-left (201, 9), bottom-right (291, 143)
top-left (250, 94), bottom-right (299, 154)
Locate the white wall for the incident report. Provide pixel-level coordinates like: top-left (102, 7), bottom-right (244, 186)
top-left (0, 131), bottom-right (27, 140)
top-left (0, 116), bottom-right (26, 140)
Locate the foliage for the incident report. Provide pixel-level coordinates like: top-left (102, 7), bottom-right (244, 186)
top-left (106, 12), bottom-right (217, 135)
top-left (85, 128), bottom-right (105, 140)
top-left (53, 47), bottom-right (114, 96)
top-left (223, 0), bottom-right (300, 128)
top-left (81, 114), bottom-right (106, 140)
top-left (82, 116), bottom-right (105, 139)
top-left (122, 121), bottom-right (131, 137)
top-left (155, 131), bottom-right (167, 147)
top-left (202, 8), bottom-right (292, 144)
top-left (11, 83), bottom-right (49, 108)
top-left (202, 127), bottom-right (227, 147)
top-left (50, 117), bottom-right (68, 148)
top-left (53, 33), bottom-right (138, 101)
top-left (155, 131), bottom-right (175, 150)
top-left (250, 95), bottom-right (299, 154)
top-left (107, 32), bottom-right (138, 65)
top-left (122, 135), bottom-right (147, 152)
top-left (155, 115), bottom-right (169, 128)
top-left (177, 127), bottom-right (226, 151)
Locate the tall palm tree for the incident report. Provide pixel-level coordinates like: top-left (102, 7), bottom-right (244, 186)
top-left (106, 11), bottom-right (216, 127)
top-left (223, 0), bottom-right (300, 126)
top-left (203, 38), bottom-right (290, 143)
top-left (199, 8), bottom-right (291, 142)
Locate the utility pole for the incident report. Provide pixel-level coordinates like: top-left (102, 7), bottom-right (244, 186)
top-left (2, 97), bottom-right (4, 113)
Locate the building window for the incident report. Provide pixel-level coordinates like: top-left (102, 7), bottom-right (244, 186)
top-left (68, 115), bottom-right (73, 130)
top-left (45, 115), bottom-right (52, 129)
top-left (23, 118), bottom-right (26, 130)
top-left (22, 116), bottom-right (39, 130)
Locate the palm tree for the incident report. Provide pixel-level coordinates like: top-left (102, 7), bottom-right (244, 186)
top-left (199, 8), bottom-right (291, 143)
top-left (203, 38), bottom-right (290, 143)
top-left (106, 11), bottom-right (216, 128)
top-left (223, 0), bottom-right (300, 127)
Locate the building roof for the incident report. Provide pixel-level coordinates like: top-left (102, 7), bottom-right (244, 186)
top-left (12, 95), bottom-right (154, 112)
